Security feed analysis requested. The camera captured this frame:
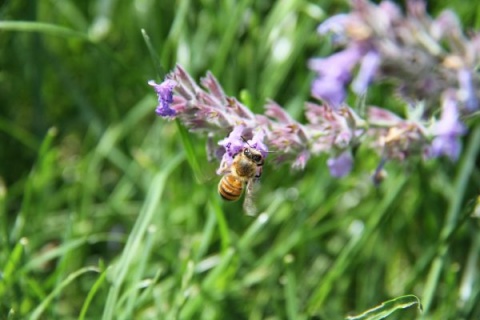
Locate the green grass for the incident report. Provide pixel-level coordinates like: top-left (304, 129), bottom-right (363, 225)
top-left (1, 0), bottom-right (480, 319)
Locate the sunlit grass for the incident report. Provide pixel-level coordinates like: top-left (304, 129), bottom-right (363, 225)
top-left (1, 0), bottom-right (479, 319)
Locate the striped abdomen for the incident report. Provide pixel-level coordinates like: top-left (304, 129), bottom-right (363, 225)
top-left (218, 174), bottom-right (244, 201)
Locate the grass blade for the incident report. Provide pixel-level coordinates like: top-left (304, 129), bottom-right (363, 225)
top-left (0, 21), bottom-right (88, 39)
top-left (421, 126), bottom-right (480, 316)
top-left (0, 238), bottom-right (28, 297)
top-left (141, 29), bottom-right (166, 79)
top-left (78, 266), bottom-right (108, 320)
top-left (307, 174), bottom-right (408, 313)
top-left (208, 192), bottom-right (231, 252)
top-left (101, 154), bottom-right (183, 320)
top-left (121, 226), bottom-right (158, 319)
top-left (175, 120), bottom-right (207, 183)
top-left (30, 267), bottom-right (100, 320)
top-left (345, 295), bottom-right (422, 320)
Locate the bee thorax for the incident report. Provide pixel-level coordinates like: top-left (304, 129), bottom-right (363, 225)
top-left (234, 158), bottom-right (257, 179)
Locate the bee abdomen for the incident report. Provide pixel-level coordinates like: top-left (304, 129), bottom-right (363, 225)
top-left (218, 174), bottom-right (244, 201)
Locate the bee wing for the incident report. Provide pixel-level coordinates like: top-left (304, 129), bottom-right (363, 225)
top-left (243, 178), bottom-right (260, 216)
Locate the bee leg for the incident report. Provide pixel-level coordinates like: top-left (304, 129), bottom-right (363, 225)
top-left (218, 159), bottom-right (231, 175)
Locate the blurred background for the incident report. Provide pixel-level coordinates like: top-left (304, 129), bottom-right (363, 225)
top-left (1, 0), bottom-right (479, 319)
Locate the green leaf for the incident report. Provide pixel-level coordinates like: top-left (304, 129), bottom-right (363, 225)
top-left (345, 295), bottom-right (422, 320)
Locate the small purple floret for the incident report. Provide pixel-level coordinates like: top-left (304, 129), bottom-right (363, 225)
top-left (309, 46), bottom-right (362, 108)
top-left (148, 79), bottom-right (177, 117)
top-left (458, 69), bottom-right (478, 111)
top-left (327, 151), bottom-right (353, 177)
top-left (218, 125), bottom-right (246, 168)
top-left (248, 130), bottom-right (269, 158)
top-left (430, 94), bottom-right (466, 161)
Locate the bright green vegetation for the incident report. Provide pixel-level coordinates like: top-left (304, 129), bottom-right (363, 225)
top-left (1, 1), bottom-right (479, 319)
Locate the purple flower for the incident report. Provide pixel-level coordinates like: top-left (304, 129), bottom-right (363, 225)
top-left (148, 79), bottom-right (177, 117)
top-left (327, 151), bottom-right (353, 177)
top-left (147, 0), bottom-right (480, 186)
top-left (311, 78), bottom-right (348, 109)
top-left (309, 45), bottom-right (363, 108)
top-left (317, 14), bottom-right (350, 45)
top-left (248, 130), bottom-right (269, 158)
top-left (217, 125), bottom-right (247, 173)
top-left (317, 14), bottom-right (349, 36)
top-left (457, 69), bottom-right (478, 111)
top-left (431, 135), bottom-right (462, 161)
top-left (430, 93), bottom-right (466, 160)
top-left (219, 125), bottom-right (245, 154)
top-left (352, 50), bottom-right (380, 95)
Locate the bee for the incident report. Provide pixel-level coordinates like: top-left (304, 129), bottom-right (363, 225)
top-left (218, 147), bottom-right (264, 215)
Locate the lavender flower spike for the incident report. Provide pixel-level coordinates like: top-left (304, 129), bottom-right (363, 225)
top-left (148, 79), bottom-right (177, 117)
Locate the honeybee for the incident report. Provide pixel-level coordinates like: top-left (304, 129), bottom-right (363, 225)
top-left (218, 147), bottom-right (264, 215)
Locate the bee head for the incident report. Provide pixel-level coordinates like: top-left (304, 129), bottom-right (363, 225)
top-left (243, 147), bottom-right (264, 165)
